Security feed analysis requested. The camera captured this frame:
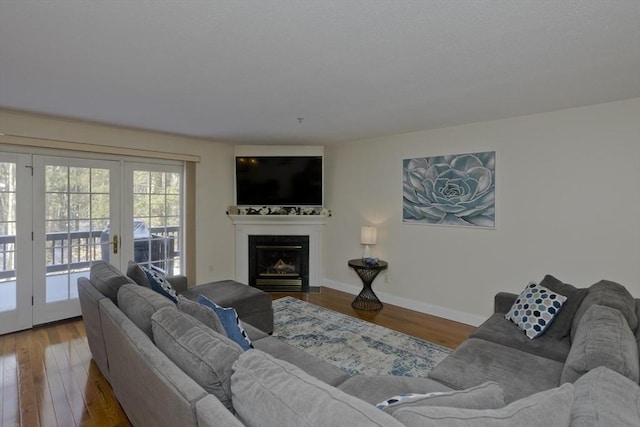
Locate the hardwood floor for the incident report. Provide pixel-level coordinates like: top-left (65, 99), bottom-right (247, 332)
top-left (1, 318), bottom-right (130, 427)
top-left (0, 287), bottom-right (475, 427)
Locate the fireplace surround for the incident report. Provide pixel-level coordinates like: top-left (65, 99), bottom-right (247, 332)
top-left (229, 214), bottom-right (327, 290)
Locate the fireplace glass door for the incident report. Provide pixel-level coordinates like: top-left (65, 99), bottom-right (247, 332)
top-left (249, 235), bottom-right (309, 292)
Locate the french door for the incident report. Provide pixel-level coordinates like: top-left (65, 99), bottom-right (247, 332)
top-left (0, 150), bottom-right (183, 333)
top-left (0, 153), bottom-right (32, 334)
top-left (125, 162), bottom-right (183, 276)
top-left (32, 156), bottom-right (121, 325)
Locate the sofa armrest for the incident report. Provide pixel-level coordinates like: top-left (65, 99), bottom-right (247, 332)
top-left (494, 292), bottom-right (518, 314)
top-left (167, 275), bottom-right (189, 293)
top-left (196, 395), bottom-right (245, 427)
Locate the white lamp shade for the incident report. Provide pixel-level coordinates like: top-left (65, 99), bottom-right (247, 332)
top-left (360, 226), bottom-right (377, 245)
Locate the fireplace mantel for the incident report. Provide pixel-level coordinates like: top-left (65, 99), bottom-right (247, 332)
top-left (229, 215), bottom-right (327, 287)
top-left (228, 215), bottom-right (328, 226)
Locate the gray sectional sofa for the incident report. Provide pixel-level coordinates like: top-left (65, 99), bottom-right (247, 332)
top-left (79, 263), bottom-right (640, 426)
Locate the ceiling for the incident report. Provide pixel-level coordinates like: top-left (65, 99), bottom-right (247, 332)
top-left (1, 1), bottom-right (639, 145)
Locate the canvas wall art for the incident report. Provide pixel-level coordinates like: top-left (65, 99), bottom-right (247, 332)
top-left (403, 151), bottom-right (496, 228)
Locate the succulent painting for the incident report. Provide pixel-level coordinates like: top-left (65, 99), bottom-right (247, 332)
top-left (403, 151), bottom-right (495, 227)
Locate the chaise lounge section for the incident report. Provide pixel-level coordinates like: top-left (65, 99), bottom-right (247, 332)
top-left (123, 260), bottom-right (274, 334)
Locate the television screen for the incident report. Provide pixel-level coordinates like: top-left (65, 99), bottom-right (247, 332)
top-left (235, 156), bottom-right (323, 206)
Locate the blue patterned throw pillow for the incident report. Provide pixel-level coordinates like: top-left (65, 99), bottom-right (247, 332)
top-left (506, 282), bottom-right (567, 339)
top-left (142, 266), bottom-right (178, 303)
top-left (197, 294), bottom-right (253, 351)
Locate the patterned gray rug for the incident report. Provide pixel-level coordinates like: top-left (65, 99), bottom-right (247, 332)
top-left (271, 297), bottom-right (452, 377)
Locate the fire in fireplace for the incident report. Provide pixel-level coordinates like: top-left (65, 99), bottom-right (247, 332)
top-left (248, 235), bottom-right (310, 292)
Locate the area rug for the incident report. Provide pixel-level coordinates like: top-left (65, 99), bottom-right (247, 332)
top-left (271, 297), bottom-right (452, 377)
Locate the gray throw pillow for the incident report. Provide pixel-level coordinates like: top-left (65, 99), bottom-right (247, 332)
top-left (561, 304), bottom-right (639, 384)
top-left (571, 366), bottom-right (640, 427)
top-left (231, 350), bottom-right (403, 427)
top-left (392, 383), bottom-right (573, 427)
top-left (376, 381), bottom-right (504, 415)
top-left (126, 260), bottom-right (150, 288)
top-left (538, 274), bottom-right (587, 339)
top-left (152, 307), bottom-right (243, 412)
top-left (177, 296), bottom-right (227, 337)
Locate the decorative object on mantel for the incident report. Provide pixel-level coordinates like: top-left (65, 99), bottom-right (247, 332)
top-left (403, 151), bottom-right (496, 228)
top-left (227, 206), bottom-right (331, 216)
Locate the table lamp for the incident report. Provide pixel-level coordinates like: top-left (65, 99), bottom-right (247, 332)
top-left (360, 226), bottom-right (377, 259)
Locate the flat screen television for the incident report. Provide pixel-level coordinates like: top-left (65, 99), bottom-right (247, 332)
top-left (235, 156), bottom-right (323, 206)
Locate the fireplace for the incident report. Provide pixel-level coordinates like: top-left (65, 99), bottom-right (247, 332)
top-left (229, 215), bottom-right (326, 289)
top-left (248, 235), bottom-right (310, 292)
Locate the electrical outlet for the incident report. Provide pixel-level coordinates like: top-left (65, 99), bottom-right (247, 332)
top-left (384, 273), bottom-right (389, 284)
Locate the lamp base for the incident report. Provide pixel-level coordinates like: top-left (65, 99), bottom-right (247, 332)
top-left (362, 244), bottom-right (372, 259)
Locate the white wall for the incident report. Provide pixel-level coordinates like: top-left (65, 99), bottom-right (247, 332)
top-left (3, 99), bottom-right (639, 326)
top-left (0, 110), bottom-right (236, 284)
top-left (324, 98), bottom-right (640, 325)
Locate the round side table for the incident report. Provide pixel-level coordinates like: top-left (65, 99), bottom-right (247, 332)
top-left (348, 258), bottom-right (388, 311)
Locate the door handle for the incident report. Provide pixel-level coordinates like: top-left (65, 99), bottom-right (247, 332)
top-left (112, 234), bottom-right (119, 254)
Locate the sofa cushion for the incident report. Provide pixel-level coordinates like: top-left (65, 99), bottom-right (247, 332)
top-left (151, 307), bottom-right (243, 412)
top-left (251, 336), bottom-right (350, 387)
top-left (338, 375), bottom-right (453, 405)
top-left (392, 383), bottom-right (573, 427)
top-left (231, 349), bottom-right (404, 427)
top-left (176, 295), bottom-right (227, 337)
top-left (376, 381), bottom-right (504, 415)
top-left (505, 282), bottom-right (566, 339)
top-left (90, 261), bottom-right (136, 303)
top-left (144, 266), bottom-right (178, 303)
top-left (561, 304), bottom-right (639, 384)
top-left (537, 274), bottom-right (588, 339)
top-left (126, 261), bottom-right (150, 288)
top-left (571, 366), bottom-right (640, 427)
top-left (470, 313), bottom-right (571, 362)
top-left (428, 338), bottom-right (564, 403)
top-left (198, 294), bottom-right (252, 350)
top-left (571, 280), bottom-right (638, 341)
top-left (117, 283), bottom-right (175, 339)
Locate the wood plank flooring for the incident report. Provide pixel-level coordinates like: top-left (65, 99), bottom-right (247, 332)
top-left (1, 286), bottom-right (475, 427)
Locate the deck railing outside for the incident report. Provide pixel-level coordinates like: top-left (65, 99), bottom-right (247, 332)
top-left (0, 226), bottom-right (180, 280)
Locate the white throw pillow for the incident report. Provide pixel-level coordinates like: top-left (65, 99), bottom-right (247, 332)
top-left (505, 282), bottom-right (566, 339)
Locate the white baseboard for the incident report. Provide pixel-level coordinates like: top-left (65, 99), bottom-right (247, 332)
top-left (322, 279), bottom-right (486, 327)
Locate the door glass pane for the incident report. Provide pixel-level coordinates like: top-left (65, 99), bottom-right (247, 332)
top-left (132, 170), bottom-right (182, 275)
top-left (44, 165), bottom-right (110, 302)
top-left (0, 161), bottom-right (17, 312)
